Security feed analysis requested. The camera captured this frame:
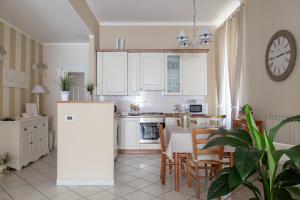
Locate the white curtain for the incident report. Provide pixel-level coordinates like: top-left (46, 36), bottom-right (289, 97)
top-left (215, 25), bottom-right (227, 115)
top-left (227, 7), bottom-right (244, 120)
top-left (215, 5), bottom-right (244, 127)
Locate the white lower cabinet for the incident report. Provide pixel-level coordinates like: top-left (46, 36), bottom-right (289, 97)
top-left (120, 118), bottom-right (140, 150)
top-left (165, 117), bottom-right (179, 126)
top-left (0, 117), bottom-right (49, 170)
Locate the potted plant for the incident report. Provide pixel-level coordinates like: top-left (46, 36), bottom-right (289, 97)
top-left (204, 105), bottom-right (300, 200)
top-left (0, 153), bottom-right (11, 177)
top-left (238, 104), bottom-right (253, 119)
top-left (57, 68), bottom-right (71, 101)
top-left (86, 82), bottom-right (95, 101)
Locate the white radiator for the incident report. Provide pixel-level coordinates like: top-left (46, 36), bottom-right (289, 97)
top-left (266, 114), bottom-right (300, 145)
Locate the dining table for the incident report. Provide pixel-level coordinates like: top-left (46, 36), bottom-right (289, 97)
top-left (165, 125), bottom-right (235, 191)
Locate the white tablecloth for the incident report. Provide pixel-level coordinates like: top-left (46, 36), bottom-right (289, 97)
top-left (165, 125), bottom-right (234, 158)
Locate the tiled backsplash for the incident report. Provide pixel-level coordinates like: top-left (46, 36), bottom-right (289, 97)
top-left (100, 91), bottom-right (205, 113)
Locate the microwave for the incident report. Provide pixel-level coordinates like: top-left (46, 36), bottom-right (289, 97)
top-left (188, 103), bottom-right (208, 115)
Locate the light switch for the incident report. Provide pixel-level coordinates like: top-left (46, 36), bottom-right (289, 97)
top-left (65, 115), bottom-right (75, 121)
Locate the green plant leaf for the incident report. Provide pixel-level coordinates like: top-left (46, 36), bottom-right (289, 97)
top-left (275, 167), bottom-right (300, 187)
top-left (285, 186), bottom-right (300, 197)
top-left (203, 137), bottom-right (250, 149)
top-left (243, 181), bottom-right (262, 200)
top-left (207, 171), bottom-right (231, 200)
top-left (244, 106), bottom-right (265, 150)
top-left (228, 167), bottom-right (243, 189)
top-left (275, 188), bottom-right (293, 200)
top-left (235, 147), bottom-right (262, 181)
top-left (264, 133), bottom-right (278, 192)
top-left (269, 115), bottom-right (300, 142)
top-left (277, 145), bottom-right (300, 170)
top-left (210, 128), bottom-right (253, 146)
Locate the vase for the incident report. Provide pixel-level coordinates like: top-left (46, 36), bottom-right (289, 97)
top-left (61, 91), bottom-right (69, 101)
top-left (0, 165), bottom-right (6, 178)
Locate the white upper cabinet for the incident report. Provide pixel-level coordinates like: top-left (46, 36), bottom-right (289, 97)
top-left (128, 53), bottom-right (140, 95)
top-left (164, 53), bottom-right (183, 95)
top-left (96, 52), bottom-right (103, 95)
top-left (102, 52), bottom-right (128, 95)
top-left (140, 53), bottom-right (165, 91)
top-left (182, 53), bottom-right (207, 95)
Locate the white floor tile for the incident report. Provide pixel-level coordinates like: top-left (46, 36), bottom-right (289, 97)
top-left (86, 191), bottom-right (119, 200)
top-left (106, 185), bottom-right (137, 197)
top-left (123, 191), bottom-right (154, 200)
top-left (160, 191), bottom-right (192, 200)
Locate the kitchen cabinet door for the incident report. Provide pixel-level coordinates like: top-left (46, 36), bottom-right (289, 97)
top-left (140, 53), bottom-right (164, 91)
top-left (102, 52), bottom-right (128, 95)
top-left (165, 53), bottom-right (182, 95)
top-left (96, 52), bottom-right (103, 95)
top-left (128, 53), bottom-right (140, 95)
top-left (120, 118), bottom-right (140, 150)
top-left (30, 131), bottom-right (41, 161)
top-left (182, 53), bottom-right (207, 95)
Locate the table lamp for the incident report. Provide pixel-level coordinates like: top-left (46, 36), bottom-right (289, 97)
top-left (31, 85), bottom-right (46, 114)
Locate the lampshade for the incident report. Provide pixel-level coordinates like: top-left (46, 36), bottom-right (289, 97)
top-left (31, 85), bottom-right (46, 94)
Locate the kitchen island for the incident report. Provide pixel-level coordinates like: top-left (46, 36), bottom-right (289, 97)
top-left (56, 101), bottom-right (114, 185)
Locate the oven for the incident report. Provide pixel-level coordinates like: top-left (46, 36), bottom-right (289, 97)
top-left (140, 117), bottom-right (164, 144)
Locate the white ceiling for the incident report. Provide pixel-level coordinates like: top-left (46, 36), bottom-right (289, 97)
top-left (0, 0), bottom-right (90, 43)
top-left (87, 0), bottom-right (241, 26)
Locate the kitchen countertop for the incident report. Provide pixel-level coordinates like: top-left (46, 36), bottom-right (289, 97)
top-left (116, 113), bottom-right (225, 119)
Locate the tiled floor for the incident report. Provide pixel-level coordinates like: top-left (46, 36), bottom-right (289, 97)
top-left (0, 151), bottom-right (253, 200)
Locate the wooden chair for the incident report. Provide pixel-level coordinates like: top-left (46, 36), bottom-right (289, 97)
top-left (158, 124), bottom-right (187, 185)
top-left (187, 129), bottom-right (224, 199)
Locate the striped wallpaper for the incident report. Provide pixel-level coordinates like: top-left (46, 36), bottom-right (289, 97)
top-left (0, 20), bottom-right (43, 119)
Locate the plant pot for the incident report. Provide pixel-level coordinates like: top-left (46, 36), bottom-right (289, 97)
top-left (61, 91), bottom-right (69, 101)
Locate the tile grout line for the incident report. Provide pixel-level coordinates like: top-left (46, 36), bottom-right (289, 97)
top-left (0, 183), bottom-right (17, 200)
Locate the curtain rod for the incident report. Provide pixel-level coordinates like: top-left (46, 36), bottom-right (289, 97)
top-left (218, 1), bottom-right (245, 28)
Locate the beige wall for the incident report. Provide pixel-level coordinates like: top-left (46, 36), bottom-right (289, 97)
top-left (0, 19), bottom-right (43, 119)
top-left (243, 0), bottom-right (300, 120)
top-left (100, 25), bottom-right (217, 115)
top-left (57, 102), bottom-right (114, 185)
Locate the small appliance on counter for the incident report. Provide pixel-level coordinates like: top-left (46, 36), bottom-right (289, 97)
top-left (186, 99), bottom-right (208, 115)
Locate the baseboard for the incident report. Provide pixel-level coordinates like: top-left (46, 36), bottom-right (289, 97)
top-left (56, 180), bottom-right (114, 186)
top-left (119, 149), bottom-right (161, 154)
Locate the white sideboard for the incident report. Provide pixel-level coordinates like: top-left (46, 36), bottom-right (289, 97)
top-left (0, 117), bottom-right (49, 170)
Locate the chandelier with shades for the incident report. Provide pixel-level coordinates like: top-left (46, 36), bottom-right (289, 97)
top-left (176, 0), bottom-right (213, 48)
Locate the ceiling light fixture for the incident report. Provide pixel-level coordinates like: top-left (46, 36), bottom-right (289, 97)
top-left (176, 0), bottom-right (213, 48)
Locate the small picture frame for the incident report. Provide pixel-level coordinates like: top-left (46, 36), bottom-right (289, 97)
top-left (25, 103), bottom-right (39, 117)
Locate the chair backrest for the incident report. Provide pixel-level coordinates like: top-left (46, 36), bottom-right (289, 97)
top-left (158, 123), bottom-right (166, 152)
top-left (191, 129), bottom-right (224, 161)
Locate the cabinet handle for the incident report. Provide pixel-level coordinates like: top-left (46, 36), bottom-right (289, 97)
top-left (34, 126), bottom-right (37, 128)
top-left (42, 124), bottom-right (45, 126)
top-left (30, 142), bottom-right (33, 144)
top-left (24, 128), bottom-right (27, 131)
top-left (40, 138), bottom-right (43, 141)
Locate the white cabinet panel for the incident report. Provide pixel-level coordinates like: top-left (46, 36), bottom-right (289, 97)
top-left (182, 53), bottom-right (207, 95)
top-left (102, 52), bottom-right (128, 95)
top-left (140, 53), bottom-right (164, 91)
top-left (120, 118), bottom-right (140, 149)
top-left (96, 52), bottom-right (103, 95)
top-left (128, 53), bottom-right (140, 95)
top-left (165, 53), bottom-right (182, 95)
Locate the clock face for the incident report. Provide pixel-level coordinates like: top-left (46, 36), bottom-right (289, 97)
top-left (265, 30), bottom-right (297, 81)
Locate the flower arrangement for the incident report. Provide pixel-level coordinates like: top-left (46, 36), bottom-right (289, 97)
top-left (129, 104), bottom-right (140, 114)
top-left (57, 68), bottom-right (71, 92)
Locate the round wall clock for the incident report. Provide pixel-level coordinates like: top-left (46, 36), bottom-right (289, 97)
top-left (265, 30), bottom-right (297, 81)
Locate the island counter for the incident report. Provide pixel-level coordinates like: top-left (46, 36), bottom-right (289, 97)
top-left (57, 101), bottom-right (114, 185)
